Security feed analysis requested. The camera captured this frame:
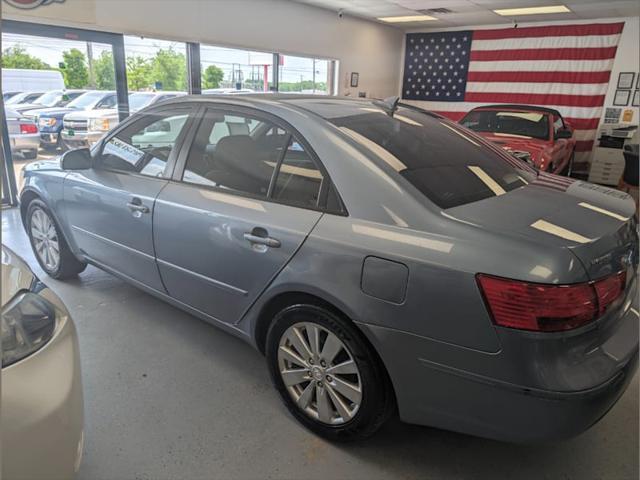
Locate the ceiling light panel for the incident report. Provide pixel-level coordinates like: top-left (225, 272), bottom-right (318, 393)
top-left (493, 5), bottom-right (571, 15)
top-left (378, 14), bottom-right (438, 22)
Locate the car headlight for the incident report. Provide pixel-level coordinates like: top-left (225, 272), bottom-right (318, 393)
top-left (1, 291), bottom-right (57, 367)
top-left (39, 117), bottom-right (57, 127)
top-left (88, 118), bottom-right (110, 132)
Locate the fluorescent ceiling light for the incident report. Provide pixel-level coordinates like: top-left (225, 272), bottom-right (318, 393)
top-left (493, 5), bottom-right (571, 16)
top-left (378, 15), bottom-right (437, 23)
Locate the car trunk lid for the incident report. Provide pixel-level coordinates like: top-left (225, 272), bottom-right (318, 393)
top-left (446, 174), bottom-right (638, 282)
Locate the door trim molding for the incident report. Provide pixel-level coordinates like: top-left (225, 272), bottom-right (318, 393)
top-left (156, 258), bottom-right (248, 296)
top-left (71, 225), bottom-right (155, 261)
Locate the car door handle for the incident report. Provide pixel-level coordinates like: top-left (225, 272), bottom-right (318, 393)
top-left (127, 200), bottom-right (150, 214)
top-left (243, 232), bottom-right (281, 248)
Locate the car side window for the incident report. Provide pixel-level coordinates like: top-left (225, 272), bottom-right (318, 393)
top-left (96, 109), bottom-right (190, 177)
top-left (182, 109), bottom-right (287, 198)
top-left (272, 137), bottom-right (324, 208)
top-left (97, 94), bottom-right (117, 109)
top-left (553, 115), bottom-right (564, 135)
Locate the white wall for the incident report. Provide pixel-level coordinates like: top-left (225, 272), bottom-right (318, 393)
top-left (602, 17), bottom-right (639, 126)
top-left (2, 0), bottom-right (404, 98)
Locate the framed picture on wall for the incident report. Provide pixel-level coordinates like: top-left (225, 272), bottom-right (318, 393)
top-left (617, 72), bottom-right (635, 89)
top-left (633, 90), bottom-right (639, 107)
top-left (350, 72), bottom-right (359, 88)
top-left (613, 89), bottom-right (631, 106)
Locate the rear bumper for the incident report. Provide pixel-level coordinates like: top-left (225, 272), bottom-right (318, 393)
top-left (10, 133), bottom-right (39, 153)
top-left (359, 284), bottom-right (639, 443)
top-left (1, 287), bottom-right (84, 479)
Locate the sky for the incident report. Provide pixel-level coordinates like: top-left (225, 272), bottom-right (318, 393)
top-left (2, 33), bottom-right (330, 89)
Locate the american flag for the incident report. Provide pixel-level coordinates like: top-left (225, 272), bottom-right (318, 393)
top-left (402, 22), bottom-right (625, 168)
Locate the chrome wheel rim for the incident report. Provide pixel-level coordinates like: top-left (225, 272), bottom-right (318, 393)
top-left (31, 208), bottom-right (60, 271)
top-left (277, 321), bottom-right (362, 425)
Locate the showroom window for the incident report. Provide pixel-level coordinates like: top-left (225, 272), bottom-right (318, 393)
top-left (97, 108), bottom-right (191, 177)
top-left (124, 36), bottom-right (188, 93)
top-left (278, 55), bottom-right (334, 95)
top-left (182, 108), bottom-right (287, 196)
top-left (200, 45), bottom-right (275, 93)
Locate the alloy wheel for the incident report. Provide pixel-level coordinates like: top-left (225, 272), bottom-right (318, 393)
top-left (277, 321), bottom-right (362, 425)
top-left (30, 208), bottom-right (60, 272)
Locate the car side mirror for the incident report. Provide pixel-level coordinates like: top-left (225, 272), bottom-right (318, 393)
top-left (556, 128), bottom-right (572, 140)
top-left (61, 148), bottom-right (92, 170)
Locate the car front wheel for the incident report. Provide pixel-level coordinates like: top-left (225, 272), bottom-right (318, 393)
top-left (27, 200), bottom-right (87, 279)
top-left (266, 303), bottom-right (394, 441)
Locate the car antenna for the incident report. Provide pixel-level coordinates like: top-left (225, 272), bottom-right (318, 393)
top-left (373, 96), bottom-right (400, 117)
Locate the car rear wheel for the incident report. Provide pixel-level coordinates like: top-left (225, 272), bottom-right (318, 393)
top-left (27, 200), bottom-right (86, 279)
top-left (266, 303), bottom-right (394, 441)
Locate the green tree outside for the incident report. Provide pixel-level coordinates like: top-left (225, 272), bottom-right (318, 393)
top-left (61, 48), bottom-right (89, 88)
top-left (1, 45), bottom-right (51, 70)
top-left (202, 64), bottom-right (224, 89)
top-left (126, 56), bottom-right (152, 91)
top-left (93, 51), bottom-right (116, 90)
top-left (278, 80), bottom-right (327, 92)
top-left (150, 47), bottom-right (187, 90)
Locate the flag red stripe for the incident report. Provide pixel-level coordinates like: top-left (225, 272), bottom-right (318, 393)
top-left (472, 22), bottom-right (624, 40)
top-left (564, 117), bottom-right (600, 130)
top-left (465, 92), bottom-right (605, 107)
top-left (470, 47), bottom-right (618, 62)
top-left (466, 70), bottom-right (612, 84)
top-left (575, 140), bottom-right (595, 152)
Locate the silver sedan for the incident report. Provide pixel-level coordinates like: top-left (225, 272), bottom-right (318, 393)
top-left (20, 94), bottom-right (639, 442)
top-left (6, 108), bottom-right (40, 160)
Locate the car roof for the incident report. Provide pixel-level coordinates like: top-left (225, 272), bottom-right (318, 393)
top-left (470, 104), bottom-right (561, 117)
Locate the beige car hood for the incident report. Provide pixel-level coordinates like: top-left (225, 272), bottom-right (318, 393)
top-left (1, 246), bottom-right (36, 308)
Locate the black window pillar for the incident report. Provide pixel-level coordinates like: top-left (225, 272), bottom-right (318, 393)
top-left (187, 42), bottom-right (202, 95)
top-left (112, 36), bottom-right (129, 121)
top-left (1, 101), bottom-right (18, 206)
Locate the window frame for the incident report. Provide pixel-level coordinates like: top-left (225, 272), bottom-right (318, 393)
top-left (93, 104), bottom-right (197, 180)
top-left (172, 102), bottom-right (347, 215)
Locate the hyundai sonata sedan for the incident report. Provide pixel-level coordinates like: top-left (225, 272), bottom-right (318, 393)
top-left (1, 245), bottom-right (84, 478)
top-left (19, 94), bottom-right (638, 442)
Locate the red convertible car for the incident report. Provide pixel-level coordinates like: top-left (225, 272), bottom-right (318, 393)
top-left (459, 105), bottom-right (576, 176)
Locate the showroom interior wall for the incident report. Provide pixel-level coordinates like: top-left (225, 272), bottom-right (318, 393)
top-left (401, 16), bottom-right (640, 163)
top-left (1, 0), bottom-right (404, 99)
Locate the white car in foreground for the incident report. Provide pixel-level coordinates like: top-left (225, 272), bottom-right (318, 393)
top-left (1, 245), bottom-right (84, 479)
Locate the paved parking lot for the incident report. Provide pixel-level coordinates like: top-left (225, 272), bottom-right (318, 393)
top-left (2, 207), bottom-right (638, 480)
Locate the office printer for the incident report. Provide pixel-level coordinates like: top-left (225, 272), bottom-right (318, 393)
top-left (589, 124), bottom-right (639, 186)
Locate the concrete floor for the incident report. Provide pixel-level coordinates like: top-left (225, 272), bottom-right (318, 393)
top-left (2, 206), bottom-right (638, 480)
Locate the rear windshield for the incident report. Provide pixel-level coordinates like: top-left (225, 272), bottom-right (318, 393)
top-left (291, 99), bottom-right (531, 209)
top-left (460, 110), bottom-right (550, 140)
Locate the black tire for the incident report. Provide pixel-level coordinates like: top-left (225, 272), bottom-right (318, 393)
top-left (23, 149), bottom-right (38, 160)
top-left (26, 199), bottom-right (87, 279)
top-left (561, 150), bottom-right (575, 177)
top-left (266, 303), bottom-right (395, 441)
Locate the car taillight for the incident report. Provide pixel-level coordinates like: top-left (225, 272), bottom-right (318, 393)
top-left (20, 123), bottom-right (37, 134)
top-left (477, 272), bottom-right (626, 332)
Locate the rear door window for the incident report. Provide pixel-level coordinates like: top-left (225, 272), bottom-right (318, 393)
top-left (272, 138), bottom-right (324, 208)
top-left (182, 110), bottom-right (286, 197)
